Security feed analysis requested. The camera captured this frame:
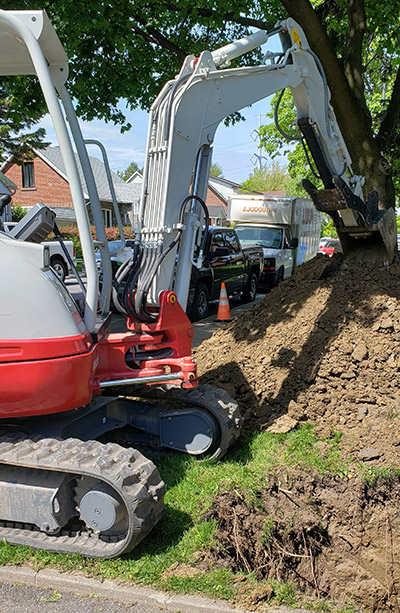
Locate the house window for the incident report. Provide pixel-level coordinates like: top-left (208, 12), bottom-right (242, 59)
top-left (102, 208), bottom-right (113, 227)
top-left (22, 162), bottom-right (35, 188)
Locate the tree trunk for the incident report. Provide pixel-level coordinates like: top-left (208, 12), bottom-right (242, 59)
top-left (279, 0), bottom-right (395, 209)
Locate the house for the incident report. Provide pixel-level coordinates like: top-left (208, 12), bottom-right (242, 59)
top-left (125, 171), bottom-right (243, 227)
top-left (207, 176), bottom-right (242, 225)
top-left (1, 146), bottom-right (138, 227)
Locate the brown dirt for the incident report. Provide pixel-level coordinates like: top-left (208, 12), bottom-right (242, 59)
top-left (204, 471), bottom-right (400, 611)
top-left (194, 254), bottom-right (400, 466)
top-left (193, 254), bottom-right (400, 611)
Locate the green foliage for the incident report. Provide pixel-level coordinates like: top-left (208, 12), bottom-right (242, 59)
top-left (268, 579), bottom-right (298, 606)
top-left (258, 90), bottom-right (321, 194)
top-left (261, 516), bottom-right (276, 546)
top-left (161, 568), bottom-right (235, 599)
top-left (359, 465), bottom-right (400, 486)
top-left (0, 0), bottom-right (398, 197)
top-left (11, 203), bottom-right (27, 221)
top-left (117, 161), bottom-right (142, 181)
top-left (241, 161), bottom-right (301, 195)
top-left (55, 225), bottom-right (135, 259)
top-left (210, 162), bottom-right (224, 177)
top-left (1, 0), bottom-right (283, 131)
top-left (321, 214), bottom-right (338, 239)
top-left (0, 87), bottom-right (49, 163)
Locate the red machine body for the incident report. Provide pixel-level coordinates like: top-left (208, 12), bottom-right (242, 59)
top-left (0, 291), bottom-right (197, 419)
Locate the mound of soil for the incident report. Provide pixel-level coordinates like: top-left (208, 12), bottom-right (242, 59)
top-left (194, 254), bottom-right (400, 466)
top-left (193, 254), bottom-right (400, 610)
top-left (205, 471), bottom-right (400, 611)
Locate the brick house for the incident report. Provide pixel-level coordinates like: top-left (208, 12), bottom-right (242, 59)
top-left (2, 146), bottom-right (137, 227)
top-left (207, 176), bottom-right (242, 225)
top-left (125, 171), bottom-right (243, 227)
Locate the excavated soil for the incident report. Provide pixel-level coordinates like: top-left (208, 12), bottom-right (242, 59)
top-left (205, 471), bottom-right (400, 611)
top-left (193, 254), bottom-right (400, 611)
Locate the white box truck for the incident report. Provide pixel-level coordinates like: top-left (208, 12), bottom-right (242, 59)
top-left (228, 194), bottom-right (322, 286)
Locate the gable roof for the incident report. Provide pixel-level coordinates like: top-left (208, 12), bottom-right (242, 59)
top-left (36, 146), bottom-right (139, 204)
top-left (0, 171), bottom-right (16, 195)
top-left (126, 170), bottom-right (143, 184)
top-left (208, 175), bottom-right (242, 203)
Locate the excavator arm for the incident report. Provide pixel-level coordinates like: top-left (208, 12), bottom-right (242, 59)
top-left (115, 18), bottom-right (396, 321)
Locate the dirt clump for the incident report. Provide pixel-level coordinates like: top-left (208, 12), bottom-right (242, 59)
top-left (194, 254), bottom-right (400, 466)
top-left (194, 254), bottom-right (400, 610)
top-left (205, 471), bottom-right (400, 611)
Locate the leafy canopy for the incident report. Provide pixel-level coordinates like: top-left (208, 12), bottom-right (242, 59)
top-left (242, 161), bottom-right (301, 196)
top-left (0, 0), bottom-right (398, 202)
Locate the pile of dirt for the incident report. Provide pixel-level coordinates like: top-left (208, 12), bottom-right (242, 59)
top-left (194, 254), bottom-right (400, 466)
top-left (193, 254), bottom-right (400, 610)
top-left (204, 470), bottom-right (400, 611)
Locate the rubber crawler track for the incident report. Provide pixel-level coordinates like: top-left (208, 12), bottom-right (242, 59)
top-left (128, 384), bottom-right (243, 459)
top-left (0, 434), bottom-right (165, 558)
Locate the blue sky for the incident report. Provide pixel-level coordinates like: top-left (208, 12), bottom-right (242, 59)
top-left (39, 34), bottom-right (281, 185)
top-left (39, 97), bottom-right (274, 185)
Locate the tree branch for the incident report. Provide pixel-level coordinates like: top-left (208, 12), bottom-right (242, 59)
top-left (131, 18), bottom-right (186, 58)
top-left (163, 3), bottom-right (275, 31)
top-left (278, 0), bottom-right (394, 204)
top-left (377, 64), bottom-right (400, 149)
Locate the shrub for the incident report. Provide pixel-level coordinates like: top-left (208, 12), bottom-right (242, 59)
top-left (11, 204), bottom-right (27, 221)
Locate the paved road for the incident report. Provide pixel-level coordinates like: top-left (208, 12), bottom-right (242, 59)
top-left (0, 581), bottom-right (159, 613)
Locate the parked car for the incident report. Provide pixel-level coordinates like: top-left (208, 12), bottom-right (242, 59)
top-left (319, 236), bottom-right (333, 249)
top-left (319, 238), bottom-right (341, 257)
top-left (187, 226), bottom-right (264, 320)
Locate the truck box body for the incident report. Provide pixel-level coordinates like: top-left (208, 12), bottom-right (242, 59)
top-left (228, 195), bottom-right (322, 285)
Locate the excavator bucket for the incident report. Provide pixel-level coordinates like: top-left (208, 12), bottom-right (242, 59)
top-left (303, 178), bottom-right (397, 264)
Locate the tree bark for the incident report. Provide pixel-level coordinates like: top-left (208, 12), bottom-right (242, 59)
top-left (279, 0), bottom-right (395, 208)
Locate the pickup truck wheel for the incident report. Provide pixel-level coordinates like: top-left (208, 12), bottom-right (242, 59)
top-left (50, 256), bottom-right (67, 282)
top-left (241, 272), bottom-right (258, 303)
top-left (192, 282), bottom-right (209, 321)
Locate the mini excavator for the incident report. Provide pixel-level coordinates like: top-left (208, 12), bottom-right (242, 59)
top-left (0, 10), bottom-right (396, 558)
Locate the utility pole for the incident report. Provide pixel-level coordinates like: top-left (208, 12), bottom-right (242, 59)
top-left (250, 115), bottom-right (268, 169)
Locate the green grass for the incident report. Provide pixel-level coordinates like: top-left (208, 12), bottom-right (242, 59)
top-left (0, 424), bottom-right (350, 600)
top-left (359, 464), bottom-right (400, 486)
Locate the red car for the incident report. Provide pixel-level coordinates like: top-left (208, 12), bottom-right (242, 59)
top-left (319, 238), bottom-right (341, 257)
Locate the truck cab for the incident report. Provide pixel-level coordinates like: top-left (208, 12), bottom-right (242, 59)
top-left (228, 195), bottom-right (321, 287)
top-left (235, 223), bottom-right (297, 286)
top-left (187, 226), bottom-right (263, 320)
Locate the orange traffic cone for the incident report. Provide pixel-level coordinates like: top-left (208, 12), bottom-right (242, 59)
top-left (215, 282), bottom-right (232, 322)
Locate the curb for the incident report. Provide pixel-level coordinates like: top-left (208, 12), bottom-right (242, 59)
top-left (0, 565), bottom-right (308, 613)
top-left (0, 565), bottom-right (237, 613)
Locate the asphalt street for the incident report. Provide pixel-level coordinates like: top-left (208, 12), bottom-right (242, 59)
top-left (0, 581), bottom-right (160, 613)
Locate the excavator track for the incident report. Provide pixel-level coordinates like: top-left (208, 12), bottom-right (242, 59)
top-left (0, 433), bottom-right (165, 558)
top-left (129, 384), bottom-right (242, 460)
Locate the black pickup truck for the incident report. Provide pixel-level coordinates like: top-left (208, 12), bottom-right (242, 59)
top-left (187, 226), bottom-right (264, 320)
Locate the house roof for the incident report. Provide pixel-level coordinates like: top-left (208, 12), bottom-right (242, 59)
top-left (126, 170), bottom-right (143, 184)
top-left (36, 146), bottom-right (140, 205)
top-left (0, 171), bottom-right (16, 194)
top-left (208, 175), bottom-right (242, 203)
